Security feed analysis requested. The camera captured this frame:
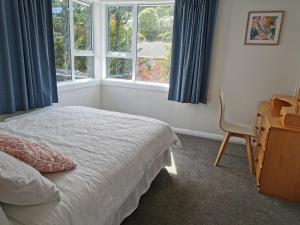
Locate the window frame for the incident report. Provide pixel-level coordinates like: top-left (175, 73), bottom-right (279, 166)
top-left (101, 0), bottom-right (174, 88)
top-left (55, 0), bottom-right (95, 82)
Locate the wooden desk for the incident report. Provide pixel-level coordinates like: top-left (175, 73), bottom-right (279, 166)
top-left (255, 96), bottom-right (300, 201)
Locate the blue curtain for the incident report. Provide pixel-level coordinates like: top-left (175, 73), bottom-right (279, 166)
top-left (168, 0), bottom-right (219, 104)
top-left (0, 0), bottom-right (58, 114)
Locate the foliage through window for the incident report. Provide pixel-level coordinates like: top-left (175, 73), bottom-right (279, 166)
top-left (105, 4), bottom-right (174, 84)
top-left (52, 0), bottom-right (94, 82)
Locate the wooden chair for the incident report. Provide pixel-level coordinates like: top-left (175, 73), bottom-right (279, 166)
top-left (214, 91), bottom-right (256, 174)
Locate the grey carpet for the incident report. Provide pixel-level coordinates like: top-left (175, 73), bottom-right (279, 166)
top-left (121, 134), bottom-right (300, 225)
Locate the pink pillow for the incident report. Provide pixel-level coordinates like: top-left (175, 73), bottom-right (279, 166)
top-left (0, 134), bottom-right (76, 173)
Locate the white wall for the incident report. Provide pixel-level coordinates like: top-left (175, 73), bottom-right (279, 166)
top-left (100, 0), bottom-right (300, 136)
top-left (219, 0), bottom-right (300, 124)
top-left (58, 84), bottom-right (101, 108)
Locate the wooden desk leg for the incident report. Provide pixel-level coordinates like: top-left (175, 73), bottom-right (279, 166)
top-left (214, 132), bottom-right (231, 166)
top-left (246, 135), bottom-right (254, 174)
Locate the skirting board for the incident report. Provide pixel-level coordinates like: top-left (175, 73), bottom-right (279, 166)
top-left (173, 127), bottom-right (245, 145)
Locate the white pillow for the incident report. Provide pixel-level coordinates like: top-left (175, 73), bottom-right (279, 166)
top-left (0, 152), bottom-right (61, 206)
top-left (0, 206), bottom-right (11, 225)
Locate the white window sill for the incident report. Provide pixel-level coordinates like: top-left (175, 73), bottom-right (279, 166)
top-left (101, 78), bottom-right (169, 92)
top-left (56, 78), bottom-right (169, 93)
top-left (57, 79), bottom-right (101, 93)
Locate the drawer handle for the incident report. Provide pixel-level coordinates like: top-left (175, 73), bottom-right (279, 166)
top-left (257, 113), bottom-right (262, 117)
top-left (257, 142), bottom-right (262, 147)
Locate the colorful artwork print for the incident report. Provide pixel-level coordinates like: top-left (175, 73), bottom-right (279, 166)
top-left (245, 11), bottom-right (284, 45)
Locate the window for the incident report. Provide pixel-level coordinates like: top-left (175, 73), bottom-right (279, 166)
top-left (104, 3), bottom-right (174, 84)
top-left (52, 0), bottom-right (72, 81)
top-left (106, 6), bottom-right (133, 80)
top-left (52, 0), bottom-right (94, 82)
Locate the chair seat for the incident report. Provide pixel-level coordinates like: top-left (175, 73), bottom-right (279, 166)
top-left (221, 120), bottom-right (257, 137)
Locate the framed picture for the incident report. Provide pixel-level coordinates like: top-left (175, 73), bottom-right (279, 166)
top-left (245, 11), bottom-right (284, 45)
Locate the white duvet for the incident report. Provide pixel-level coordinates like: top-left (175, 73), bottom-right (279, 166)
top-left (0, 106), bottom-right (180, 225)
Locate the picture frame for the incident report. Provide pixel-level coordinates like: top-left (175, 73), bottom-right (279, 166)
top-left (245, 11), bottom-right (284, 45)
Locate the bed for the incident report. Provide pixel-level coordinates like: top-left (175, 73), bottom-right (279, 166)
top-left (0, 106), bottom-right (180, 225)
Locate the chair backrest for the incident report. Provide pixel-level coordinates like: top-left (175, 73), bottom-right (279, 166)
top-left (219, 90), bottom-right (226, 130)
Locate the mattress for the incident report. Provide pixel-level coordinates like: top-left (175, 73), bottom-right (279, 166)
top-left (0, 106), bottom-right (180, 225)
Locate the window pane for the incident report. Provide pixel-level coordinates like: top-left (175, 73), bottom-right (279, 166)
top-left (107, 58), bottom-right (132, 80)
top-left (108, 6), bottom-right (133, 52)
top-left (52, 0), bottom-right (72, 81)
top-left (74, 56), bottom-right (94, 79)
top-left (137, 5), bottom-right (174, 84)
top-left (73, 1), bottom-right (93, 50)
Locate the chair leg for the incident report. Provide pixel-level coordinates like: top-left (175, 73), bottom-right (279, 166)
top-left (214, 132), bottom-right (231, 166)
top-left (245, 135), bottom-right (254, 174)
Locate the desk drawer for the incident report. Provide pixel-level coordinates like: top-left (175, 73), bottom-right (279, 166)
top-left (256, 162), bottom-right (262, 187)
top-left (255, 112), bottom-right (263, 136)
top-left (256, 145), bottom-right (263, 186)
top-left (254, 112), bottom-right (263, 160)
top-left (257, 143), bottom-right (266, 166)
top-left (255, 141), bottom-right (265, 166)
top-left (256, 150), bottom-right (264, 187)
top-left (255, 116), bottom-right (269, 161)
top-left (259, 116), bottom-right (269, 148)
top-left (255, 120), bottom-right (269, 187)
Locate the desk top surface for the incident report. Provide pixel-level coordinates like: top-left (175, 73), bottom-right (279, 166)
top-left (260, 100), bottom-right (300, 132)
